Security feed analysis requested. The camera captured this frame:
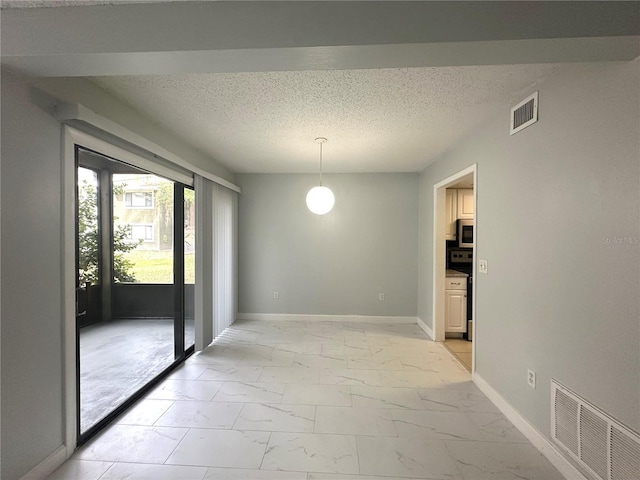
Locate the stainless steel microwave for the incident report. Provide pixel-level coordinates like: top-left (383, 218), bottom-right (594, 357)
top-left (457, 219), bottom-right (474, 248)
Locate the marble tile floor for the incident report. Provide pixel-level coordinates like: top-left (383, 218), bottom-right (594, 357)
top-left (50, 320), bottom-right (563, 480)
top-left (443, 339), bottom-right (472, 373)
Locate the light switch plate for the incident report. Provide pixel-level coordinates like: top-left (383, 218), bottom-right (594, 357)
top-left (479, 259), bottom-right (488, 274)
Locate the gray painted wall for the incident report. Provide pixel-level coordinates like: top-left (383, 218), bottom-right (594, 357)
top-left (237, 173), bottom-right (418, 317)
top-left (418, 60), bottom-right (640, 437)
top-left (2, 56), bottom-right (637, 480)
top-left (1, 70), bottom-right (65, 480)
top-left (0, 68), bottom-right (232, 480)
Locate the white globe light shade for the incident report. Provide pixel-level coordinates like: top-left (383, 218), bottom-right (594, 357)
top-left (306, 186), bottom-right (335, 215)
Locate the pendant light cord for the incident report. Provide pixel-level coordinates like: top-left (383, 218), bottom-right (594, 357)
top-left (315, 137), bottom-right (327, 186)
top-left (319, 141), bottom-right (323, 186)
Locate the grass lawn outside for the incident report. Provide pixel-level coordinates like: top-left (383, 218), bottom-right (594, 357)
top-left (124, 250), bottom-right (195, 284)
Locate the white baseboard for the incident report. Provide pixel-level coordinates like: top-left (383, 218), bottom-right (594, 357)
top-left (473, 374), bottom-right (586, 480)
top-left (416, 317), bottom-right (434, 340)
top-left (20, 445), bottom-right (68, 480)
top-left (236, 313), bottom-right (417, 324)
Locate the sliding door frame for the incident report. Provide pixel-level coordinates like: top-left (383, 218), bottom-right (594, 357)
top-left (173, 184), bottom-right (186, 359)
top-left (63, 126), bottom-right (82, 455)
top-left (63, 127), bottom-right (196, 451)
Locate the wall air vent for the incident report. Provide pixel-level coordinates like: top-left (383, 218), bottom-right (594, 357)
top-left (510, 91), bottom-right (538, 135)
top-left (551, 380), bottom-right (640, 480)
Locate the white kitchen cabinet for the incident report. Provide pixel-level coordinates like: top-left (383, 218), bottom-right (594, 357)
top-left (445, 276), bottom-right (467, 333)
top-left (445, 189), bottom-right (458, 240)
top-left (445, 290), bottom-right (467, 332)
top-left (457, 189), bottom-right (474, 219)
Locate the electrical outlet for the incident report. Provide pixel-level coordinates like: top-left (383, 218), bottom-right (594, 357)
top-left (479, 259), bottom-right (488, 274)
top-left (379, 293), bottom-right (385, 301)
top-left (273, 291), bottom-right (279, 299)
top-left (527, 369), bottom-right (536, 389)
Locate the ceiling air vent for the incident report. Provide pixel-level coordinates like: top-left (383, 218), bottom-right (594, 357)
top-left (510, 91), bottom-right (538, 135)
top-left (551, 380), bottom-right (640, 480)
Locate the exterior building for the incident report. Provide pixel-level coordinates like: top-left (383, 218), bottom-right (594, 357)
top-left (113, 173), bottom-right (174, 252)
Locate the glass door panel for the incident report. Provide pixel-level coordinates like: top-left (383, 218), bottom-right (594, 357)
top-left (76, 147), bottom-right (189, 440)
top-left (107, 172), bottom-right (176, 422)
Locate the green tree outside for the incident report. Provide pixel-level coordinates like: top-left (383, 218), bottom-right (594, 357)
top-left (77, 179), bottom-right (140, 285)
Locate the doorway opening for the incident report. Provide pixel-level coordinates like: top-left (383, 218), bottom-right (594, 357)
top-left (75, 146), bottom-right (195, 443)
top-left (433, 165), bottom-right (476, 373)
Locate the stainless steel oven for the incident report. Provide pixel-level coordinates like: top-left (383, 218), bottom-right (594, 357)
top-left (457, 219), bottom-right (474, 248)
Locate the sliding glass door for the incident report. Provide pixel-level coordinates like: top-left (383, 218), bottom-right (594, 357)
top-left (75, 147), bottom-right (194, 442)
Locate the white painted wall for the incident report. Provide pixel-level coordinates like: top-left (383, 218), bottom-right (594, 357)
top-left (0, 68), bottom-right (233, 480)
top-left (237, 173), bottom-right (418, 318)
top-left (418, 60), bottom-right (640, 437)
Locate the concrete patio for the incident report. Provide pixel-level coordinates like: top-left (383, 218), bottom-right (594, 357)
top-left (79, 318), bottom-right (194, 433)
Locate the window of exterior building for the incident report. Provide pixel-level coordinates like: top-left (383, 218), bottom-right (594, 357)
top-left (127, 224), bottom-right (154, 242)
top-left (125, 191), bottom-right (153, 208)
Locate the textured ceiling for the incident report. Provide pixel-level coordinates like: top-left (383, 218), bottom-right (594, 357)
top-left (92, 64), bottom-right (562, 173)
top-left (4, 2), bottom-right (635, 174)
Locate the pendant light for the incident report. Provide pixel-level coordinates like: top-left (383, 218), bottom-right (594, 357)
top-left (306, 137), bottom-right (335, 215)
